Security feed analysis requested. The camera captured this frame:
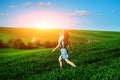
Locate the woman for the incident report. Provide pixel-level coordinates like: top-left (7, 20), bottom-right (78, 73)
top-left (52, 30), bottom-right (76, 68)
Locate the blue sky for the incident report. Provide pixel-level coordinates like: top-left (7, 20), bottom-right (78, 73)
top-left (0, 0), bottom-right (120, 31)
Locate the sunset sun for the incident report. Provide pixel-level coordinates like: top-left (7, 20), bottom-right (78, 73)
top-left (15, 11), bottom-right (73, 29)
top-left (34, 20), bottom-right (55, 29)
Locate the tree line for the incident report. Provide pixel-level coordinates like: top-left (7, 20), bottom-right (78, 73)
top-left (0, 37), bottom-right (57, 49)
top-left (0, 37), bottom-right (98, 49)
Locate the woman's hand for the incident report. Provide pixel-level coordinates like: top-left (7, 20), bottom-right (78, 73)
top-left (52, 49), bottom-right (56, 52)
top-left (52, 42), bottom-right (60, 53)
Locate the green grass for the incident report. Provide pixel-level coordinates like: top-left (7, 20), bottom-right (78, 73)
top-left (0, 27), bottom-right (120, 80)
top-left (1, 27), bottom-right (120, 43)
top-left (0, 39), bottom-right (120, 80)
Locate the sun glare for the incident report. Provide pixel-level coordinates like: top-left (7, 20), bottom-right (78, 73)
top-left (14, 11), bottom-right (74, 29)
top-left (35, 21), bottom-right (53, 29)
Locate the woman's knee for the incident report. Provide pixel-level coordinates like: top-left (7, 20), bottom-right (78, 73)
top-left (58, 57), bottom-right (62, 62)
top-left (59, 59), bottom-right (62, 62)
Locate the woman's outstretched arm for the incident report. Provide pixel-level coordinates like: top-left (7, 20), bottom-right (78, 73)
top-left (52, 41), bottom-right (60, 52)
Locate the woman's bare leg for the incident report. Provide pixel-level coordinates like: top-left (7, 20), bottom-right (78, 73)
top-left (58, 56), bottom-right (62, 68)
top-left (65, 58), bottom-right (76, 67)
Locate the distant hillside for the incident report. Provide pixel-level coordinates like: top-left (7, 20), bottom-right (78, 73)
top-left (0, 27), bottom-right (120, 44)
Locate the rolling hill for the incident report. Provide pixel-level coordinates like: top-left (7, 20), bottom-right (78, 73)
top-left (0, 27), bottom-right (120, 44)
top-left (0, 27), bottom-right (120, 80)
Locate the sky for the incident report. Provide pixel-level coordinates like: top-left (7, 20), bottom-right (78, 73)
top-left (0, 0), bottom-right (120, 31)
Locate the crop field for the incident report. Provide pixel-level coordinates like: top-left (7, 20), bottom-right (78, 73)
top-left (0, 27), bottom-right (120, 80)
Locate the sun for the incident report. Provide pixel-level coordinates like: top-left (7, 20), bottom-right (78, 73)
top-left (35, 21), bottom-right (53, 29)
top-left (14, 11), bottom-right (74, 29)
top-left (37, 22), bottom-right (50, 29)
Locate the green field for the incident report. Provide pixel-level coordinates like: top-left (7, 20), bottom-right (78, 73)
top-left (0, 27), bottom-right (120, 80)
top-left (0, 27), bottom-right (120, 43)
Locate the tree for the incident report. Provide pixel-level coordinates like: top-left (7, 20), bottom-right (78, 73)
top-left (0, 40), bottom-right (3, 48)
top-left (43, 41), bottom-right (52, 48)
top-left (8, 38), bottom-right (26, 49)
top-left (43, 41), bottom-right (57, 48)
top-left (31, 37), bottom-right (41, 48)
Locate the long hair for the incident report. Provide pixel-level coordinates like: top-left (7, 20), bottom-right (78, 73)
top-left (63, 31), bottom-right (69, 46)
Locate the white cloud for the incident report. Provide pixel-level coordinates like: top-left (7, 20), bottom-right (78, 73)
top-left (37, 2), bottom-right (55, 7)
top-left (70, 10), bottom-right (90, 17)
top-left (9, 5), bottom-right (17, 8)
top-left (0, 13), bottom-right (8, 16)
top-left (23, 2), bottom-right (32, 6)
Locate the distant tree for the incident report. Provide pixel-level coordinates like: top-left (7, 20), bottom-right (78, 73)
top-left (43, 41), bottom-right (52, 48)
top-left (0, 40), bottom-right (3, 48)
top-left (0, 40), bottom-right (10, 48)
top-left (26, 42), bottom-right (36, 49)
top-left (52, 42), bottom-right (58, 47)
top-left (0, 40), bottom-right (3, 45)
top-left (8, 38), bottom-right (13, 45)
top-left (27, 42), bottom-right (33, 48)
top-left (8, 38), bottom-right (26, 49)
top-left (31, 37), bottom-right (41, 48)
top-left (43, 41), bottom-right (57, 48)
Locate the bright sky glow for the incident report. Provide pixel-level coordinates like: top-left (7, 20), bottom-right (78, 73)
top-left (15, 11), bottom-right (73, 29)
top-left (0, 0), bottom-right (120, 31)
